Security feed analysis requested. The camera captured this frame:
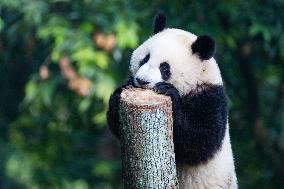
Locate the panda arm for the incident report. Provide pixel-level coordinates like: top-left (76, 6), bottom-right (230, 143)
top-left (154, 82), bottom-right (183, 123)
top-left (174, 85), bottom-right (228, 165)
top-left (107, 76), bottom-right (135, 138)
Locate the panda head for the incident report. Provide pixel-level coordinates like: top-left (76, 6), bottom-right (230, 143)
top-left (130, 13), bottom-right (223, 96)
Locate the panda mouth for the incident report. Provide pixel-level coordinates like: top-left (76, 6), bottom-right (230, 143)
top-left (134, 77), bottom-right (151, 89)
top-left (135, 83), bottom-right (150, 89)
top-left (140, 84), bottom-right (150, 89)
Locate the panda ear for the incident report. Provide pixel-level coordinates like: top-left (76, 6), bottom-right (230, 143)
top-left (153, 11), bottom-right (167, 34)
top-left (191, 35), bottom-right (216, 61)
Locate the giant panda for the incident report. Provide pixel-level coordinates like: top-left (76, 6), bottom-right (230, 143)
top-left (107, 12), bottom-right (237, 189)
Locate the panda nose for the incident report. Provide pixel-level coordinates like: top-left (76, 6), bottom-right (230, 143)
top-left (136, 78), bottom-right (150, 86)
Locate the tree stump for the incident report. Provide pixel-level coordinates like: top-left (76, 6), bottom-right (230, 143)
top-left (119, 88), bottom-right (179, 189)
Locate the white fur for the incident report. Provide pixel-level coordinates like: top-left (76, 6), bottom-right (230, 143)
top-left (135, 62), bottom-right (163, 88)
top-left (130, 28), bottom-right (237, 188)
top-left (130, 28), bottom-right (223, 96)
top-left (177, 124), bottom-right (237, 189)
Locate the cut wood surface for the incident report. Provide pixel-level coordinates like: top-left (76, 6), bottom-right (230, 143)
top-left (119, 88), bottom-right (179, 189)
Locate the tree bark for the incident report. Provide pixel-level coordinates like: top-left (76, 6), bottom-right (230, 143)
top-left (119, 88), bottom-right (179, 189)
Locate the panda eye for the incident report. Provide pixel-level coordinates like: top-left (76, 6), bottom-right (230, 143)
top-left (159, 62), bottom-right (171, 80)
top-left (139, 53), bottom-right (150, 67)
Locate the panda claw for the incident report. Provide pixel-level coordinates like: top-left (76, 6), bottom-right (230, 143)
top-left (154, 82), bottom-right (181, 102)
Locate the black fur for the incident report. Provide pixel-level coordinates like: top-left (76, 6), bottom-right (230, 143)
top-left (107, 80), bottom-right (227, 166)
top-left (191, 35), bottom-right (216, 60)
top-left (154, 83), bottom-right (227, 165)
top-left (154, 82), bottom-right (181, 109)
top-left (107, 86), bottom-right (123, 138)
top-left (154, 12), bottom-right (167, 34)
top-left (174, 84), bottom-right (227, 165)
top-left (136, 78), bottom-right (149, 86)
top-left (159, 62), bottom-right (171, 81)
top-left (107, 76), bottom-right (135, 138)
top-left (139, 53), bottom-right (150, 67)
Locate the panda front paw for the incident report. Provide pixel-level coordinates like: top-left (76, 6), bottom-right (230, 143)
top-left (154, 82), bottom-right (181, 103)
top-left (125, 76), bottom-right (136, 87)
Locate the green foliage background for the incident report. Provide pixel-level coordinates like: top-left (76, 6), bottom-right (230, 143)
top-left (0, 0), bottom-right (284, 188)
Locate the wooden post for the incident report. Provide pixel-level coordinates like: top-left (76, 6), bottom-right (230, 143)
top-left (119, 88), bottom-right (179, 189)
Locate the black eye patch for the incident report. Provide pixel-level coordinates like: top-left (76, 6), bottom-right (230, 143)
top-left (159, 62), bottom-right (171, 80)
top-left (139, 53), bottom-right (150, 67)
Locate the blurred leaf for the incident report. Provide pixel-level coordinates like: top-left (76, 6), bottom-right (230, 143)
top-left (93, 111), bottom-right (106, 126)
top-left (249, 24), bottom-right (262, 37)
top-left (0, 0), bottom-right (21, 9)
top-left (116, 20), bottom-right (139, 48)
top-left (79, 98), bottom-right (91, 112)
top-left (279, 36), bottom-right (284, 59)
top-left (225, 35), bottom-right (236, 49)
top-left (72, 47), bottom-right (97, 63)
top-left (249, 23), bottom-right (271, 42)
top-left (62, 180), bottom-right (88, 189)
top-left (0, 17), bottom-right (4, 32)
top-left (94, 74), bottom-right (115, 104)
top-left (24, 79), bottom-right (38, 103)
top-left (40, 80), bottom-right (55, 107)
top-left (80, 22), bottom-right (94, 34)
top-left (93, 161), bottom-right (113, 178)
top-left (72, 48), bottom-right (109, 72)
top-left (93, 52), bottom-right (109, 69)
top-left (23, 1), bottom-right (48, 26)
top-left (6, 152), bottom-right (36, 188)
top-left (37, 17), bottom-right (69, 40)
